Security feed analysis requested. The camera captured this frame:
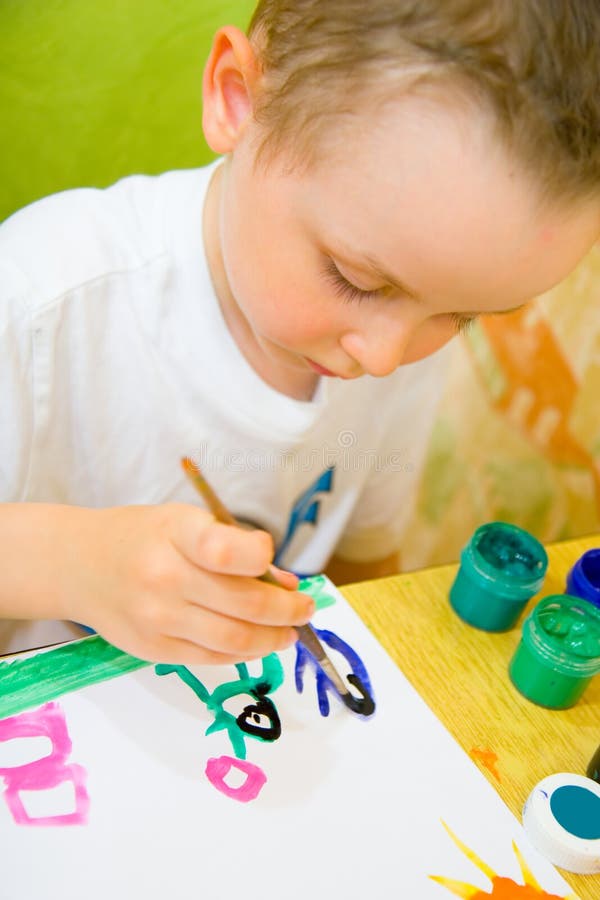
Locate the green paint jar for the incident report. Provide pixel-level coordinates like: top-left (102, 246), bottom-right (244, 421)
top-left (509, 594), bottom-right (600, 709)
top-left (449, 522), bottom-right (548, 631)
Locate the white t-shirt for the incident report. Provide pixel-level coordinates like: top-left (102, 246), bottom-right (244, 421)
top-left (0, 162), bottom-right (450, 583)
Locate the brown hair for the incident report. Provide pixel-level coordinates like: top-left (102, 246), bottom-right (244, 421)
top-left (248, 0), bottom-right (600, 204)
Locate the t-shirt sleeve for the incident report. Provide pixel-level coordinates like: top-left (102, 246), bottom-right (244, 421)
top-left (334, 345), bottom-right (453, 562)
top-left (0, 258), bottom-right (35, 501)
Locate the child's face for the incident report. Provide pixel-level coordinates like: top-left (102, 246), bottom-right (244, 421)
top-left (205, 91), bottom-right (600, 392)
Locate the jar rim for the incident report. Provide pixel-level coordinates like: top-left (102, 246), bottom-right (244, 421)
top-left (466, 521), bottom-right (548, 590)
top-left (522, 595), bottom-right (600, 676)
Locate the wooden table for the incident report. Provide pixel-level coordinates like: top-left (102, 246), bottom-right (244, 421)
top-left (341, 534), bottom-right (600, 900)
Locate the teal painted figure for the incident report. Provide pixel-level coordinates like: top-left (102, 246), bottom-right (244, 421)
top-left (155, 654), bottom-right (284, 760)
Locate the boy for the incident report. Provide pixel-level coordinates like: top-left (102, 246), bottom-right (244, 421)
top-left (1, 1), bottom-right (599, 664)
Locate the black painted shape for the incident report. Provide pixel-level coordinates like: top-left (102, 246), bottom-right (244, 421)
top-left (236, 696), bottom-right (282, 740)
top-left (343, 673), bottom-right (376, 717)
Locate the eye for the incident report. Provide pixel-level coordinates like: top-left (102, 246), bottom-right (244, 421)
top-left (448, 312), bottom-right (478, 334)
top-left (322, 258), bottom-right (381, 303)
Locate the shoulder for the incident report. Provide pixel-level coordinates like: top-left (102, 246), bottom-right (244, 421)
top-left (0, 167), bottom-right (210, 315)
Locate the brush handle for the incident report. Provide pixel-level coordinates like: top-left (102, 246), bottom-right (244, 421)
top-left (295, 624), bottom-right (348, 694)
top-left (181, 457), bottom-right (374, 713)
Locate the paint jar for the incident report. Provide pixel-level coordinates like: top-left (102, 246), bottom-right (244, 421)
top-left (587, 743), bottom-right (600, 784)
top-left (448, 522), bottom-right (548, 631)
top-left (509, 594), bottom-right (600, 709)
top-left (565, 548), bottom-right (600, 611)
top-left (523, 773), bottom-right (600, 874)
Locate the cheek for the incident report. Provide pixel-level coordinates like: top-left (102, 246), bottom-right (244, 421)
top-left (260, 293), bottom-right (340, 345)
top-left (222, 233), bottom-right (338, 344)
top-left (223, 239), bottom-right (332, 342)
top-left (220, 174), bottom-right (343, 347)
top-left (402, 318), bottom-right (458, 364)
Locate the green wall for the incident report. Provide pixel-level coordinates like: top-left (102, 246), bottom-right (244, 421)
top-left (0, 0), bottom-right (255, 221)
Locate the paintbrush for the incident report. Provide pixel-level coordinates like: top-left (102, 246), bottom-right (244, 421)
top-left (181, 456), bottom-right (373, 715)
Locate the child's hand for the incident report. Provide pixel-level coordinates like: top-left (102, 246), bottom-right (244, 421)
top-left (62, 504), bottom-right (313, 665)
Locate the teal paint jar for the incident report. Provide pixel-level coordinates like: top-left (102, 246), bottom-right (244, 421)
top-left (566, 548), bottom-right (600, 611)
top-left (509, 594), bottom-right (600, 709)
top-left (448, 522), bottom-right (548, 632)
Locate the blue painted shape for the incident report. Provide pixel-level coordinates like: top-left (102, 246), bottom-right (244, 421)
top-left (294, 626), bottom-right (374, 717)
top-left (550, 784), bottom-right (600, 840)
top-left (274, 467), bottom-right (334, 566)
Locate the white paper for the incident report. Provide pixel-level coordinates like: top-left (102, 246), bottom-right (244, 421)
top-left (0, 581), bottom-right (574, 900)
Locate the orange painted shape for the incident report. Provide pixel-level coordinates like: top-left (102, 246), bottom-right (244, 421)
top-left (472, 876), bottom-right (566, 900)
top-left (430, 822), bottom-right (575, 900)
top-left (469, 747), bottom-right (501, 782)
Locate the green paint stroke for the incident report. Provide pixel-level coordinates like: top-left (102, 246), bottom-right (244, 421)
top-left (0, 573), bottom-right (332, 721)
top-left (0, 636), bottom-right (148, 719)
top-left (298, 574), bottom-right (337, 611)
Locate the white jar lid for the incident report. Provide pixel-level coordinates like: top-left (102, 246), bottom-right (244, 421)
top-left (522, 773), bottom-right (600, 874)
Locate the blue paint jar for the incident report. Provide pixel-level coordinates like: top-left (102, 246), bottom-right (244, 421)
top-left (449, 521), bottom-right (548, 631)
top-left (566, 548), bottom-right (600, 611)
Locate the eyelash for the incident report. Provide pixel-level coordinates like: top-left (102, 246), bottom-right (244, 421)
top-left (448, 313), bottom-right (478, 334)
top-left (322, 259), bottom-right (381, 304)
top-left (323, 258), bottom-right (479, 333)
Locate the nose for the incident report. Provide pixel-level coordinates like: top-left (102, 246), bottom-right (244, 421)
top-left (339, 311), bottom-right (419, 377)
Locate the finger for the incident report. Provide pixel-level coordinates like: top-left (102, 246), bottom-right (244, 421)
top-left (170, 602), bottom-right (299, 658)
top-left (172, 508), bottom-right (275, 577)
top-left (179, 563), bottom-right (315, 626)
top-left (267, 565), bottom-right (299, 590)
top-left (100, 616), bottom-right (278, 666)
top-left (93, 619), bottom-right (249, 667)
top-left (136, 637), bottom-right (258, 667)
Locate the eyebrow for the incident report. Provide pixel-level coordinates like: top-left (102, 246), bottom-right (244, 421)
top-left (337, 245), bottom-right (526, 317)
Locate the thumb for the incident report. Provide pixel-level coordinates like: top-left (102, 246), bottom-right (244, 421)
top-left (171, 504), bottom-right (274, 576)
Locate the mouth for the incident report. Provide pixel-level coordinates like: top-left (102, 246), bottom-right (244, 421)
top-left (304, 357), bottom-right (350, 378)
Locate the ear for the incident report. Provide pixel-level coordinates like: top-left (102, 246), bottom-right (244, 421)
top-left (202, 26), bottom-right (261, 154)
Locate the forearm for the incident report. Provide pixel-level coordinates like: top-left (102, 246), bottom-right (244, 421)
top-left (0, 503), bottom-right (95, 621)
